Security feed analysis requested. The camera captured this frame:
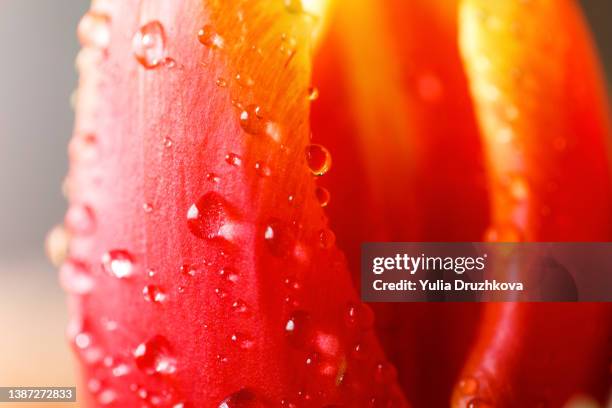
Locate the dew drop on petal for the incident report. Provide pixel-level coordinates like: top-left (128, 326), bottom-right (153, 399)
top-left (308, 86), bottom-right (319, 101)
top-left (78, 11), bottom-right (111, 50)
top-left (230, 333), bottom-right (254, 350)
top-left (220, 267), bottom-right (239, 283)
top-left (143, 285), bottom-right (167, 303)
top-left (180, 264), bottom-right (196, 277)
top-left (306, 144), bottom-right (332, 176)
top-left (133, 21), bottom-right (167, 69)
top-left (264, 219), bottom-right (296, 258)
top-left (225, 153), bottom-right (243, 167)
top-left (198, 25), bottom-right (224, 49)
top-left (231, 299), bottom-right (249, 314)
top-left (255, 162), bottom-right (271, 177)
top-left (133, 335), bottom-right (176, 375)
top-left (102, 250), bottom-right (135, 279)
top-left (187, 192), bottom-right (236, 240)
top-left (239, 105), bottom-right (267, 135)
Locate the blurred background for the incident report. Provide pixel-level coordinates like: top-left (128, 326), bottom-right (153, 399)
top-left (0, 0), bottom-right (610, 405)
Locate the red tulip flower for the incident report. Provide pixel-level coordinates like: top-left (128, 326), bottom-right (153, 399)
top-left (56, 0), bottom-right (612, 406)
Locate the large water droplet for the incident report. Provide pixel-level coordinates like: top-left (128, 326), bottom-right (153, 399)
top-left (133, 21), bottom-right (167, 69)
top-left (143, 285), bottom-right (167, 303)
top-left (60, 259), bottom-right (94, 295)
top-left (306, 144), bottom-right (332, 176)
top-left (133, 335), bottom-right (176, 375)
top-left (78, 11), bottom-right (111, 50)
top-left (102, 250), bottom-right (135, 279)
top-left (187, 192), bottom-right (237, 240)
top-left (198, 25), bottom-right (225, 49)
top-left (65, 203), bottom-right (96, 234)
top-left (218, 389), bottom-right (267, 408)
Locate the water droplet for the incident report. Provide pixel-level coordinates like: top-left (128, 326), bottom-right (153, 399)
top-left (235, 73), bottom-right (255, 88)
top-left (143, 202), bottom-right (154, 213)
top-left (102, 250), bottom-right (135, 279)
top-left (45, 224), bottom-right (69, 267)
top-left (218, 389), bottom-right (266, 408)
top-left (216, 78), bottom-right (228, 87)
top-left (239, 105), bottom-right (267, 135)
top-left (133, 335), bottom-right (176, 375)
top-left (65, 203), bottom-right (96, 235)
top-left (225, 153), bottom-right (243, 167)
top-left (220, 267), bottom-right (239, 283)
top-left (187, 192), bottom-right (237, 240)
top-left (231, 299), bottom-right (249, 314)
top-left (78, 11), bottom-right (111, 50)
top-left (264, 219), bottom-right (296, 258)
top-left (143, 285), bottom-right (167, 303)
top-left (318, 229), bottom-right (335, 249)
top-left (163, 137), bottom-right (174, 148)
top-left (287, 195), bottom-right (296, 206)
top-left (285, 311), bottom-right (311, 347)
top-left (284, 0), bottom-right (303, 13)
top-left (255, 162), bottom-right (271, 177)
top-left (306, 144), bottom-right (332, 176)
top-left (315, 186), bottom-right (330, 207)
top-left (458, 376), bottom-right (479, 395)
top-left (133, 21), bottom-right (167, 69)
top-left (207, 172), bottom-right (221, 183)
top-left (230, 333), bottom-right (255, 350)
top-left (60, 259), bottom-right (94, 295)
top-left (308, 86), bottom-right (319, 101)
top-left (180, 264), bottom-right (196, 277)
top-left (198, 25), bottom-right (224, 49)
top-left (215, 287), bottom-right (227, 298)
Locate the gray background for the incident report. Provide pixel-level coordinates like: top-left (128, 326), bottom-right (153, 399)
top-left (0, 0), bottom-right (610, 392)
